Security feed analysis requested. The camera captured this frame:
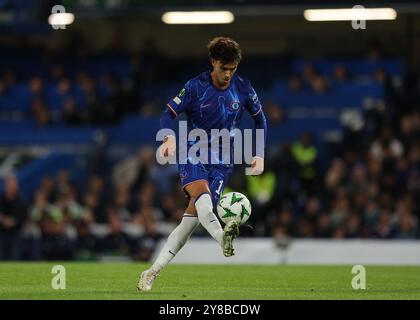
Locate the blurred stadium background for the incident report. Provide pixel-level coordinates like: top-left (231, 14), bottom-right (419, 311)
top-left (1, 0), bottom-right (420, 264)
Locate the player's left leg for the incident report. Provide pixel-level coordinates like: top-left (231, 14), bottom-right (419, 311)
top-left (207, 165), bottom-right (240, 257)
top-left (185, 180), bottom-right (225, 244)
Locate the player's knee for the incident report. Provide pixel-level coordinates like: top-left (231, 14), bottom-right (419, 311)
top-left (185, 180), bottom-right (210, 198)
top-left (193, 192), bottom-right (213, 211)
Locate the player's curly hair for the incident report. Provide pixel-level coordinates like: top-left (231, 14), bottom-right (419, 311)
top-left (207, 37), bottom-right (242, 64)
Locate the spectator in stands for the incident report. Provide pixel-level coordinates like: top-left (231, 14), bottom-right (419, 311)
top-left (406, 143), bottom-right (420, 196)
top-left (139, 101), bottom-right (160, 117)
top-left (100, 210), bottom-right (132, 257)
top-left (39, 175), bottom-right (57, 203)
top-left (160, 192), bottom-right (179, 220)
top-left (83, 191), bottom-right (105, 223)
top-left (81, 76), bottom-right (113, 124)
top-left (50, 65), bottom-right (65, 82)
top-left (100, 72), bottom-right (123, 122)
top-left (86, 174), bottom-right (106, 199)
top-left (246, 169), bottom-right (276, 207)
top-left (353, 190), bottom-right (369, 216)
top-left (245, 168), bottom-right (276, 235)
top-left (135, 219), bottom-right (162, 261)
top-left (399, 113), bottom-right (420, 150)
top-left (0, 175), bottom-right (27, 260)
top-left (27, 190), bottom-right (52, 258)
top-left (302, 64), bottom-right (317, 86)
top-left (345, 213), bottom-right (362, 238)
top-left (62, 97), bottom-right (84, 125)
top-left (370, 127), bottom-right (404, 161)
top-left (366, 42), bottom-right (384, 61)
top-left (363, 200), bottom-right (381, 234)
top-left (74, 219), bottom-right (97, 260)
top-left (296, 217), bottom-right (315, 238)
top-left (130, 146), bottom-right (162, 193)
top-left (29, 76), bottom-right (45, 101)
top-left (291, 132), bottom-right (320, 195)
top-left (271, 207), bottom-right (295, 237)
top-left (264, 101), bottom-right (285, 125)
top-left (51, 77), bottom-right (73, 113)
top-left (3, 69), bottom-right (16, 87)
top-left (332, 65), bottom-right (350, 82)
top-left (393, 198), bottom-right (418, 239)
top-left (325, 158), bottom-right (346, 193)
top-left (348, 164), bottom-right (369, 194)
top-left (270, 142), bottom-right (300, 204)
top-left (0, 79), bottom-right (8, 101)
top-left (375, 68), bottom-right (397, 113)
top-left (330, 194), bottom-right (351, 229)
top-left (112, 146), bottom-right (166, 195)
top-left (112, 186), bottom-right (132, 223)
top-left (32, 190), bottom-right (75, 259)
top-left (315, 213), bottom-right (333, 238)
top-left (288, 74), bottom-right (303, 93)
top-left (132, 181), bottom-right (164, 225)
top-left (56, 169), bottom-right (73, 197)
top-left (374, 209), bottom-right (395, 239)
top-left (311, 75), bottom-right (330, 95)
top-left (31, 98), bottom-right (51, 127)
top-left (302, 196), bottom-right (322, 226)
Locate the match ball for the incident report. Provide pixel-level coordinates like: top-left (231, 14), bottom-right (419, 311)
top-left (217, 192), bottom-right (251, 225)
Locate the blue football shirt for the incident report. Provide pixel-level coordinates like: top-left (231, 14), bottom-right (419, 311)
top-left (165, 71), bottom-right (264, 165)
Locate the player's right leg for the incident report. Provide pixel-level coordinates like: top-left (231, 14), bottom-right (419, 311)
top-left (185, 179), bottom-right (239, 257)
top-left (137, 163), bottom-right (205, 291)
top-left (137, 212), bottom-right (199, 291)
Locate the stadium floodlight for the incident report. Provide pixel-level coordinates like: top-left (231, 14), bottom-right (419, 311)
top-left (162, 11), bottom-right (234, 24)
top-left (48, 12), bottom-right (75, 26)
top-left (303, 8), bottom-right (397, 21)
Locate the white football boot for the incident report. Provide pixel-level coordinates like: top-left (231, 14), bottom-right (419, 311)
top-left (137, 268), bottom-right (159, 292)
top-left (222, 220), bottom-right (240, 257)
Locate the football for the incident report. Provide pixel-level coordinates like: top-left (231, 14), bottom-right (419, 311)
top-left (217, 192), bottom-right (252, 225)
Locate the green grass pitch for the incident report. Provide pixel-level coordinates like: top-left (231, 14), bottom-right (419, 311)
top-left (0, 263), bottom-right (419, 300)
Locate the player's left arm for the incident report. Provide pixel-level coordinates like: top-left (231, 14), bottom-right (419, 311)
top-left (245, 83), bottom-right (268, 175)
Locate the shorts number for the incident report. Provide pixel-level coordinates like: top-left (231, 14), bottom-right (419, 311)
top-left (215, 179), bottom-right (223, 195)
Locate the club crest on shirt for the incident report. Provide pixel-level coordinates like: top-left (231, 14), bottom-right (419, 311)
top-left (228, 100), bottom-right (240, 112)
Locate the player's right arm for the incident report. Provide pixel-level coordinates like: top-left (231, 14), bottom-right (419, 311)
top-left (159, 82), bottom-right (192, 158)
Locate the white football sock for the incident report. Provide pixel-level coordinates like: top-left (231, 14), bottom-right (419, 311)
top-left (195, 193), bottom-right (223, 244)
top-left (151, 214), bottom-right (199, 273)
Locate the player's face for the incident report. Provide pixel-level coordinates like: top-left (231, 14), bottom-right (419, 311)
top-left (211, 59), bottom-right (238, 89)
